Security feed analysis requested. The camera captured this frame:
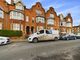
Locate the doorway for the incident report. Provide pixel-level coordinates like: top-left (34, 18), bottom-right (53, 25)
top-left (26, 26), bottom-right (30, 34)
top-left (31, 26), bottom-right (34, 34)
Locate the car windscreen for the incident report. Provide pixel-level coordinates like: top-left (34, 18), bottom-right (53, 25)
top-left (47, 30), bottom-right (52, 34)
top-left (0, 38), bottom-right (4, 40)
top-left (39, 30), bottom-right (44, 34)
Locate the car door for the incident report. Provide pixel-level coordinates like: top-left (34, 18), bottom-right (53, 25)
top-left (38, 30), bottom-right (45, 40)
top-left (45, 30), bottom-right (52, 40)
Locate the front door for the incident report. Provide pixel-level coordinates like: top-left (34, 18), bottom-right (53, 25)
top-left (26, 26), bottom-right (30, 35)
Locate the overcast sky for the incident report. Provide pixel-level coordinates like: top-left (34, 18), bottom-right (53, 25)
top-left (6, 0), bottom-right (80, 26)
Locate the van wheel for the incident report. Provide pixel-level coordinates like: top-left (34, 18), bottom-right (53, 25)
top-left (33, 38), bottom-right (38, 43)
top-left (54, 37), bottom-right (58, 41)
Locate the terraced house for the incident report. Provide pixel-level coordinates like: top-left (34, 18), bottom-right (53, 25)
top-left (73, 25), bottom-right (80, 35)
top-left (0, 0), bottom-right (73, 37)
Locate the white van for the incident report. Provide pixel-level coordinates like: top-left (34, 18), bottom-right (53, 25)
top-left (28, 29), bottom-right (59, 43)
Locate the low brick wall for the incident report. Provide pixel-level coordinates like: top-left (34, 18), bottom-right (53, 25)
top-left (10, 37), bottom-right (27, 42)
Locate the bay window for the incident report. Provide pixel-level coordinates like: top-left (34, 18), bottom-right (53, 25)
top-left (0, 10), bottom-right (4, 18)
top-left (50, 14), bottom-right (54, 18)
top-left (36, 17), bottom-right (45, 23)
top-left (47, 19), bottom-right (54, 25)
top-left (67, 23), bottom-right (71, 27)
top-left (13, 23), bottom-right (20, 30)
top-left (10, 11), bottom-right (24, 20)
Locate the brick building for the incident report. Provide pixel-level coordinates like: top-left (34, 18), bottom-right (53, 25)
top-left (0, 0), bottom-right (73, 37)
top-left (73, 25), bottom-right (80, 35)
top-left (59, 13), bottom-right (73, 34)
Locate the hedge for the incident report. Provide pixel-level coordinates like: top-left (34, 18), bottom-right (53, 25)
top-left (0, 30), bottom-right (22, 37)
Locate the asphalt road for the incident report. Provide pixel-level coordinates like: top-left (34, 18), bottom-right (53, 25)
top-left (0, 40), bottom-right (80, 60)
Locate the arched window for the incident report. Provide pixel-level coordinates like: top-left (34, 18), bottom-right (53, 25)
top-left (0, 10), bottom-right (4, 18)
top-left (10, 11), bottom-right (24, 20)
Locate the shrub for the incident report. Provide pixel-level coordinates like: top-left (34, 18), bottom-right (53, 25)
top-left (0, 30), bottom-right (22, 37)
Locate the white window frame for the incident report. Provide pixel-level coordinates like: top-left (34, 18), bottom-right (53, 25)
top-left (14, 0), bottom-right (21, 3)
top-left (36, 10), bottom-right (41, 15)
top-left (47, 19), bottom-right (54, 25)
top-left (50, 14), bottom-right (54, 18)
top-left (12, 23), bottom-right (20, 30)
top-left (16, 3), bottom-right (24, 10)
top-left (0, 23), bottom-right (2, 30)
top-left (0, 10), bottom-right (4, 18)
top-left (67, 23), bottom-right (71, 27)
top-left (36, 17), bottom-right (45, 23)
top-left (10, 11), bottom-right (24, 20)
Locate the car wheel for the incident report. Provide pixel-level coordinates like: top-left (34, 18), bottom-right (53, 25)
top-left (33, 38), bottom-right (38, 43)
top-left (54, 37), bottom-right (58, 41)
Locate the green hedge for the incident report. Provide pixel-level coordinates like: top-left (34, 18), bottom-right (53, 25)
top-left (0, 30), bottom-right (22, 37)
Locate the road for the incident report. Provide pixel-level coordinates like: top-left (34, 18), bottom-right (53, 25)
top-left (0, 40), bottom-right (80, 60)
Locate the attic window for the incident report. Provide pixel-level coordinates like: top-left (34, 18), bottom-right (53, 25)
top-left (68, 18), bottom-right (71, 22)
top-left (36, 10), bottom-right (41, 15)
top-left (16, 3), bottom-right (24, 10)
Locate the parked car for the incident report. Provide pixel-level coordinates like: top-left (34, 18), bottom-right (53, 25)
top-left (0, 36), bottom-right (10, 45)
top-left (60, 34), bottom-right (76, 40)
top-left (76, 35), bottom-right (80, 39)
top-left (28, 29), bottom-right (60, 43)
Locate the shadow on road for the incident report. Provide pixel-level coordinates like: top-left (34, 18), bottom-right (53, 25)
top-left (33, 47), bottom-right (80, 60)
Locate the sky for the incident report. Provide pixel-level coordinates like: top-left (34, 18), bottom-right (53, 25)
top-left (6, 0), bottom-right (80, 26)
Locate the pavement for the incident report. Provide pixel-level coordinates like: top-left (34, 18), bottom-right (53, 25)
top-left (0, 39), bottom-right (80, 60)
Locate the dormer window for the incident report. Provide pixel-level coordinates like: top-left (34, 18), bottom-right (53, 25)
top-left (68, 18), bottom-right (71, 22)
top-left (14, 0), bottom-right (21, 3)
top-left (36, 10), bottom-right (41, 16)
top-left (60, 14), bottom-right (64, 20)
top-left (50, 14), bottom-right (54, 18)
top-left (16, 3), bottom-right (24, 10)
